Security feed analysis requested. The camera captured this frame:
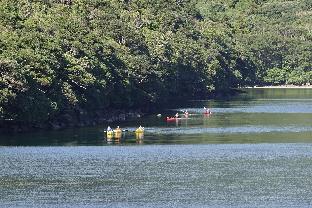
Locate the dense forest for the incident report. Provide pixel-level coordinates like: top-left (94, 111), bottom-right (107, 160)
top-left (0, 0), bottom-right (311, 128)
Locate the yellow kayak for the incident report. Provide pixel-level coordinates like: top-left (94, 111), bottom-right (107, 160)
top-left (107, 131), bottom-right (114, 136)
top-left (135, 129), bottom-right (144, 133)
top-left (114, 129), bottom-right (122, 134)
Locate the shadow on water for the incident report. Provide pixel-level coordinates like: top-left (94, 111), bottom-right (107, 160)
top-left (0, 88), bottom-right (311, 146)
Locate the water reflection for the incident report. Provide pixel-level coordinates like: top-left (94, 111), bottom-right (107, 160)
top-left (114, 137), bottom-right (120, 144)
top-left (165, 117), bottom-right (191, 127)
top-left (2, 144), bottom-right (312, 207)
top-left (135, 132), bottom-right (144, 140)
top-left (0, 88), bottom-right (311, 146)
top-left (135, 132), bottom-right (144, 144)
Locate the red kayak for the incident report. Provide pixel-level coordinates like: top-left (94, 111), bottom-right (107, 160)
top-left (166, 117), bottom-right (177, 122)
top-left (166, 117), bottom-right (188, 122)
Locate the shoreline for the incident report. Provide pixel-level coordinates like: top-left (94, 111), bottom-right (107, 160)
top-left (243, 85), bottom-right (312, 89)
top-left (0, 109), bottom-right (145, 134)
top-left (1, 86), bottom-right (310, 133)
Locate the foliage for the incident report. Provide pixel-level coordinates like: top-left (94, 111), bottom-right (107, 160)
top-left (287, 69), bottom-right (310, 85)
top-left (0, 0), bottom-right (311, 125)
top-left (263, 67), bottom-right (287, 85)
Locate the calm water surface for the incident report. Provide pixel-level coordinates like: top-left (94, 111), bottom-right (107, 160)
top-left (0, 88), bottom-right (311, 207)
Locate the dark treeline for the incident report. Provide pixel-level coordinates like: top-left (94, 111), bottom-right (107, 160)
top-left (0, 0), bottom-right (311, 127)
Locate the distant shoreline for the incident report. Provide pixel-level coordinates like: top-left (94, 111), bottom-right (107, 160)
top-left (244, 85), bottom-right (312, 89)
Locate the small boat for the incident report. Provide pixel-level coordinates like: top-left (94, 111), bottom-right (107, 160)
top-left (184, 110), bottom-right (189, 117)
top-left (106, 130), bottom-right (114, 136)
top-left (113, 129), bottom-right (122, 139)
top-left (113, 126), bottom-right (122, 134)
top-left (166, 117), bottom-right (177, 122)
top-left (166, 117), bottom-right (189, 122)
top-left (135, 129), bottom-right (144, 133)
top-left (203, 106), bottom-right (212, 115)
top-left (135, 126), bottom-right (145, 133)
top-left (114, 129), bottom-right (122, 134)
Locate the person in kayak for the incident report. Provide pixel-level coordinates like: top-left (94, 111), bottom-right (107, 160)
top-left (107, 126), bottom-right (112, 131)
top-left (184, 110), bottom-right (189, 117)
top-left (136, 125), bottom-right (144, 133)
top-left (204, 107), bottom-right (211, 114)
top-left (115, 126), bottom-right (121, 131)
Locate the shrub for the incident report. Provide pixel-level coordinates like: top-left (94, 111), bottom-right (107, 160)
top-left (287, 69), bottom-right (308, 85)
top-left (263, 67), bottom-right (287, 85)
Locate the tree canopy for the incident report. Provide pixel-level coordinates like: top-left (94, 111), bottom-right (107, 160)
top-left (0, 0), bottom-right (311, 125)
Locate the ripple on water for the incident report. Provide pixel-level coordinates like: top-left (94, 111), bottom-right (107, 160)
top-left (144, 125), bottom-right (312, 135)
top-left (175, 101), bottom-right (312, 113)
top-left (1, 144), bottom-right (312, 207)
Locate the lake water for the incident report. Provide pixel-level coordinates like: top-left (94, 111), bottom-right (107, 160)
top-left (0, 88), bottom-right (311, 207)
